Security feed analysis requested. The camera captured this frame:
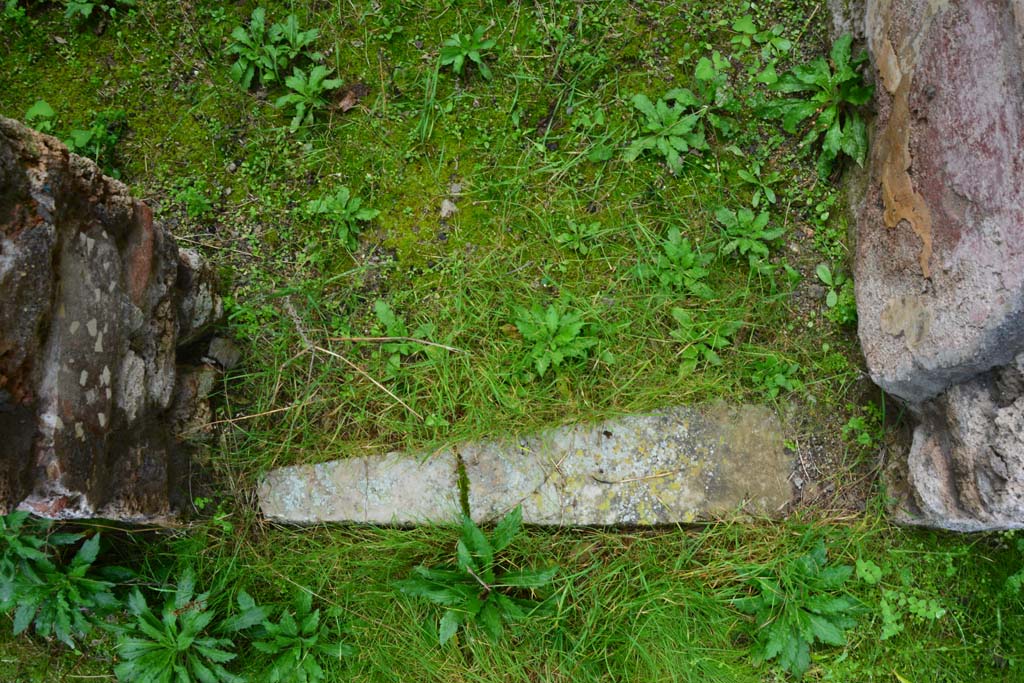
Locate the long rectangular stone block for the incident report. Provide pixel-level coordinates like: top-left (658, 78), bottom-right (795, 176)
top-left (258, 405), bottom-right (793, 526)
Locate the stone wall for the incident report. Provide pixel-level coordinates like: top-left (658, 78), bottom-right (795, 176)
top-left (847, 0), bottom-right (1024, 530)
top-left (0, 116), bottom-right (224, 522)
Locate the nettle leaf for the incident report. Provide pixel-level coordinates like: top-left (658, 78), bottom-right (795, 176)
top-left (439, 609), bottom-right (461, 644)
top-left (497, 567), bottom-right (557, 589)
top-left (490, 507), bottom-right (522, 552)
top-left (460, 516), bottom-right (494, 575)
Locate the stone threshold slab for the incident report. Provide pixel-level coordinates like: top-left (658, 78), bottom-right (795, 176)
top-left (258, 405), bottom-right (793, 526)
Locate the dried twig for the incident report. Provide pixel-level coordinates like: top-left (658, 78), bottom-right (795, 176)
top-left (326, 335), bottom-right (465, 353)
top-left (312, 345), bottom-right (423, 421)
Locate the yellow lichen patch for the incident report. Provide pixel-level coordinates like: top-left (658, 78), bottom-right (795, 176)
top-left (876, 34), bottom-right (934, 278)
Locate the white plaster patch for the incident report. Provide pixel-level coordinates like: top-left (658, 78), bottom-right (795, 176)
top-left (86, 319), bottom-right (98, 337)
top-left (54, 416), bottom-right (64, 430)
top-left (79, 370), bottom-right (88, 386)
top-left (98, 413), bottom-right (107, 428)
top-left (74, 422), bottom-right (85, 440)
top-left (69, 321), bottom-right (80, 335)
top-left (86, 236), bottom-right (95, 255)
top-left (100, 365), bottom-right (111, 386)
top-left (94, 332), bottom-right (103, 353)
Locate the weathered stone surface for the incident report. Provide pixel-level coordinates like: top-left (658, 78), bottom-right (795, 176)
top-left (896, 354), bottom-right (1024, 531)
top-left (259, 452), bottom-right (461, 524)
top-left (258, 405), bottom-right (793, 526)
top-left (0, 117), bottom-right (223, 522)
top-left (855, 0), bottom-right (1024, 401)
top-left (847, 1), bottom-right (1024, 529)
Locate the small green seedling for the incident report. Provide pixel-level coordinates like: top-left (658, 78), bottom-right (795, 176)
top-left (552, 220), bottom-right (602, 255)
top-left (373, 299), bottom-right (438, 376)
top-left (634, 227), bottom-right (714, 299)
top-left (305, 186), bottom-right (378, 250)
top-left (64, 0), bottom-right (135, 22)
top-left (816, 264), bottom-right (857, 325)
top-left (714, 207), bottom-right (783, 259)
top-left (670, 308), bottom-right (742, 374)
top-left (749, 353), bottom-right (802, 399)
top-left (440, 26), bottom-right (496, 80)
top-left (275, 65), bottom-right (343, 132)
top-left (397, 507), bottom-right (556, 645)
top-left (737, 162), bottom-right (781, 208)
top-left (25, 99), bottom-right (56, 133)
top-left (65, 109), bottom-right (127, 177)
top-left (513, 302), bottom-right (598, 378)
top-left (624, 90), bottom-right (709, 173)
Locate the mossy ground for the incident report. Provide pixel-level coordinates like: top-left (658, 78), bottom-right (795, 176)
top-left (1, 1), bottom-right (1023, 681)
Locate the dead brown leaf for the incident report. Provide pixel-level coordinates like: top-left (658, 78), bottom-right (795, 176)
top-left (336, 83), bottom-right (370, 113)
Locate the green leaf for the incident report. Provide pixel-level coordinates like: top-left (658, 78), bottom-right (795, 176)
top-left (855, 559), bottom-right (883, 585)
top-left (826, 290), bottom-right (838, 307)
top-left (695, 56), bottom-right (716, 81)
top-left (732, 15), bottom-right (757, 34)
top-left (498, 567), bottom-right (557, 589)
top-left (460, 516), bottom-right (494, 574)
top-left (26, 99), bottom-right (55, 121)
top-left (841, 115), bottom-right (869, 167)
top-left (830, 34), bottom-right (853, 72)
top-left (438, 609), bottom-right (460, 645)
top-left (808, 613), bottom-right (847, 646)
top-left (490, 506), bottom-right (522, 552)
top-left (815, 264), bottom-right (833, 286)
top-left (478, 600), bottom-right (503, 640)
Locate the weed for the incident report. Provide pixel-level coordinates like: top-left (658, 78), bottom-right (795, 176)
top-left (115, 568), bottom-right (242, 683)
top-left (172, 179), bottom-right (214, 219)
top-left (0, 512), bottom-right (50, 584)
top-left (816, 263), bottom-right (857, 326)
top-left (763, 34), bottom-right (873, 177)
top-left (276, 65), bottom-right (343, 132)
top-left (24, 99), bottom-right (56, 133)
top-left (670, 308), bottom-right (742, 374)
top-left (440, 26), bottom-right (496, 80)
top-left (749, 353), bottom-right (802, 399)
top-left (734, 539), bottom-right (861, 678)
top-left (228, 8), bottom-right (281, 89)
top-left (396, 507), bottom-right (556, 645)
top-left (737, 161), bottom-right (781, 208)
top-left (624, 90), bottom-right (708, 173)
top-left (233, 588), bottom-right (353, 683)
top-left (65, 109), bottom-right (126, 178)
top-left (552, 219), bottom-right (602, 255)
top-left (634, 227), bottom-right (714, 299)
top-left (6, 534), bottom-right (120, 648)
top-left (513, 302), bottom-right (598, 379)
top-left (304, 186), bottom-right (379, 250)
top-left (228, 9), bottom-right (320, 90)
top-left (714, 206), bottom-right (783, 260)
top-left (64, 0), bottom-right (134, 22)
top-left (855, 560), bottom-right (948, 640)
top-left (841, 402), bottom-right (884, 449)
top-left (373, 299), bottom-right (437, 376)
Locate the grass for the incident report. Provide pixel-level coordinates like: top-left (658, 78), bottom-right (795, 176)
top-left (1, 0), bottom-right (1021, 680)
